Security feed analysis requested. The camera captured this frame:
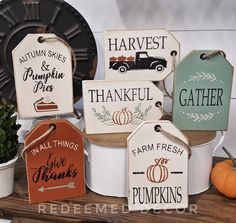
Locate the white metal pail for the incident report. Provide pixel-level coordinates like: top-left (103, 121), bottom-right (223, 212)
top-left (188, 131), bottom-right (225, 195)
top-left (85, 131), bottom-right (224, 197)
top-left (85, 133), bottom-right (129, 197)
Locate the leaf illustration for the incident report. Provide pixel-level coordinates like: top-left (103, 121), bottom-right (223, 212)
top-left (93, 104), bottom-right (152, 126)
top-left (188, 71), bottom-right (220, 82)
top-left (186, 112), bottom-right (215, 122)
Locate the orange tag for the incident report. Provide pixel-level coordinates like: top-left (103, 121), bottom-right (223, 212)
top-left (24, 120), bottom-right (85, 204)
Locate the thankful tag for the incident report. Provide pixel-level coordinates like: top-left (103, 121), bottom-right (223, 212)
top-left (127, 120), bottom-right (189, 211)
top-left (173, 50), bottom-right (233, 130)
top-left (12, 34), bottom-right (74, 118)
top-left (82, 80), bottom-right (164, 134)
top-left (24, 120), bottom-right (85, 203)
top-left (104, 29), bottom-right (179, 81)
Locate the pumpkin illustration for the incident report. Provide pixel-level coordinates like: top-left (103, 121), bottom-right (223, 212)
top-left (110, 56), bottom-right (117, 61)
top-left (117, 55), bottom-right (126, 61)
top-left (127, 56), bottom-right (135, 61)
top-left (112, 107), bottom-right (132, 125)
top-left (211, 147), bottom-right (236, 198)
top-left (146, 158), bottom-right (169, 183)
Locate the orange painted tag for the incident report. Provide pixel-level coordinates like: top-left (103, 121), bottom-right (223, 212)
top-left (24, 120), bottom-right (85, 204)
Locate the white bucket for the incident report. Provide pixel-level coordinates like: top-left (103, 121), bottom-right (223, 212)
top-left (0, 156), bottom-right (18, 198)
top-left (85, 133), bottom-right (129, 197)
top-left (188, 131), bottom-right (225, 195)
top-left (85, 131), bottom-right (224, 197)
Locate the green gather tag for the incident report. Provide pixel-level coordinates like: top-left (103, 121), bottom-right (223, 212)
top-left (173, 50), bottom-right (233, 130)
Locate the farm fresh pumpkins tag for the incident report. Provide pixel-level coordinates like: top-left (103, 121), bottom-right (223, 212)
top-left (173, 51), bottom-right (233, 130)
top-left (104, 29), bottom-right (179, 81)
top-left (24, 120), bottom-right (85, 203)
top-left (82, 80), bottom-right (163, 134)
top-left (127, 121), bottom-right (189, 211)
top-left (12, 34), bottom-right (74, 118)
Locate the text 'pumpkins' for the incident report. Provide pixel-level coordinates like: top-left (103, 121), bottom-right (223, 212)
top-left (211, 147), bottom-right (236, 198)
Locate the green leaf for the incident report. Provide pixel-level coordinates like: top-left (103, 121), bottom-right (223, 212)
top-left (0, 129), bottom-right (6, 143)
top-left (0, 105), bottom-right (21, 163)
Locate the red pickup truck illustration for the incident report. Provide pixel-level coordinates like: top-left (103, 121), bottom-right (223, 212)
top-left (109, 51), bottom-right (167, 74)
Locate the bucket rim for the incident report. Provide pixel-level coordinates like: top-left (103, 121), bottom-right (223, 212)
top-left (0, 156), bottom-right (18, 170)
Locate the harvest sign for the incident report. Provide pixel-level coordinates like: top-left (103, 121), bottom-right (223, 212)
top-left (173, 51), bottom-right (233, 130)
top-left (128, 121), bottom-right (189, 211)
top-left (104, 29), bottom-right (180, 81)
top-left (12, 34), bottom-right (74, 118)
top-left (24, 120), bottom-right (85, 203)
top-left (82, 80), bottom-right (164, 134)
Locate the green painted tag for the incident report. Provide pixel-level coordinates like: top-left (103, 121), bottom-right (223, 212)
top-left (173, 50), bottom-right (233, 130)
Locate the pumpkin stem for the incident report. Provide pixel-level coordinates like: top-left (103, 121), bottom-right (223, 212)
top-left (222, 147), bottom-right (236, 168)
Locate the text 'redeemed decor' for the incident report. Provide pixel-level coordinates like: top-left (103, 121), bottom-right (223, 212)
top-left (24, 120), bottom-right (85, 203)
top-left (82, 80), bottom-right (164, 134)
top-left (127, 120), bottom-right (189, 211)
top-left (173, 50), bottom-right (233, 130)
top-left (104, 29), bottom-right (179, 81)
top-left (12, 33), bottom-right (74, 118)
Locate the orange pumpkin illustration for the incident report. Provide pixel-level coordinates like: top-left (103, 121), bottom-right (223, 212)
top-left (127, 56), bottom-right (135, 61)
top-left (110, 56), bottom-right (117, 61)
top-left (117, 55), bottom-right (126, 61)
top-left (112, 107), bottom-right (133, 125)
top-left (146, 158), bottom-right (169, 183)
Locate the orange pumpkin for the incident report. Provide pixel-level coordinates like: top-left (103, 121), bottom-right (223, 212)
top-left (110, 56), bottom-right (117, 61)
top-left (112, 107), bottom-right (132, 125)
top-left (211, 147), bottom-right (236, 198)
top-left (117, 55), bottom-right (126, 61)
top-left (146, 158), bottom-right (169, 183)
top-left (127, 56), bottom-right (135, 61)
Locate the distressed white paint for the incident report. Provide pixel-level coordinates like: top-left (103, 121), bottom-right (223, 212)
top-left (13, 34), bottom-right (73, 118)
top-left (82, 80), bottom-right (163, 134)
top-left (127, 120), bottom-right (189, 211)
top-left (104, 29), bottom-right (179, 81)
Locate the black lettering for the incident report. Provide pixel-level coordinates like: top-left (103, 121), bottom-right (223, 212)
top-left (132, 188), bottom-right (139, 204)
top-left (129, 37), bottom-right (136, 50)
top-left (216, 88), bottom-right (223, 106)
top-left (119, 38), bottom-right (127, 51)
top-left (179, 89), bottom-right (187, 106)
top-left (108, 38), bottom-right (118, 51)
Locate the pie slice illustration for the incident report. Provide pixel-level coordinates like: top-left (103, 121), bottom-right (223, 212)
top-left (34, 96), bottom-right (58, 112)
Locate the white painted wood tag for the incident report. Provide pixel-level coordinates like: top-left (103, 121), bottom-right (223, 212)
top-left (82, 80), bottom-right (163, 134)
top-left (12, 34), bottom-right (74, 118)
top-left (127, 120), bottom-right (189, 211)
top-left (104, 29), bottom-right (179, 81)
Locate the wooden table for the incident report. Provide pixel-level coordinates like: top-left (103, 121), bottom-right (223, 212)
top-left (0, 157), bottom-right (235, 223)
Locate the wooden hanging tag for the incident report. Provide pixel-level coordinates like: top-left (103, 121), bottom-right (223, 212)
top-left (24, 120), bottom-right (85, 204)
top-left (104, 29), bottom-right (179, 81)
top-left (83, 80), bottom-right (164, 134)
top-left (127, 120), bottom-right (189, 211)
top-left (12, 33), bottom-right (74, 118)
top-left (173, 50), bottom-right (233, 130)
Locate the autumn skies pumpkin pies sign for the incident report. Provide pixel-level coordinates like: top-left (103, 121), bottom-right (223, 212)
top-left (82, 80), bottom-right (164, 134)
top-left (12, 34), bottom-right (74, 118)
